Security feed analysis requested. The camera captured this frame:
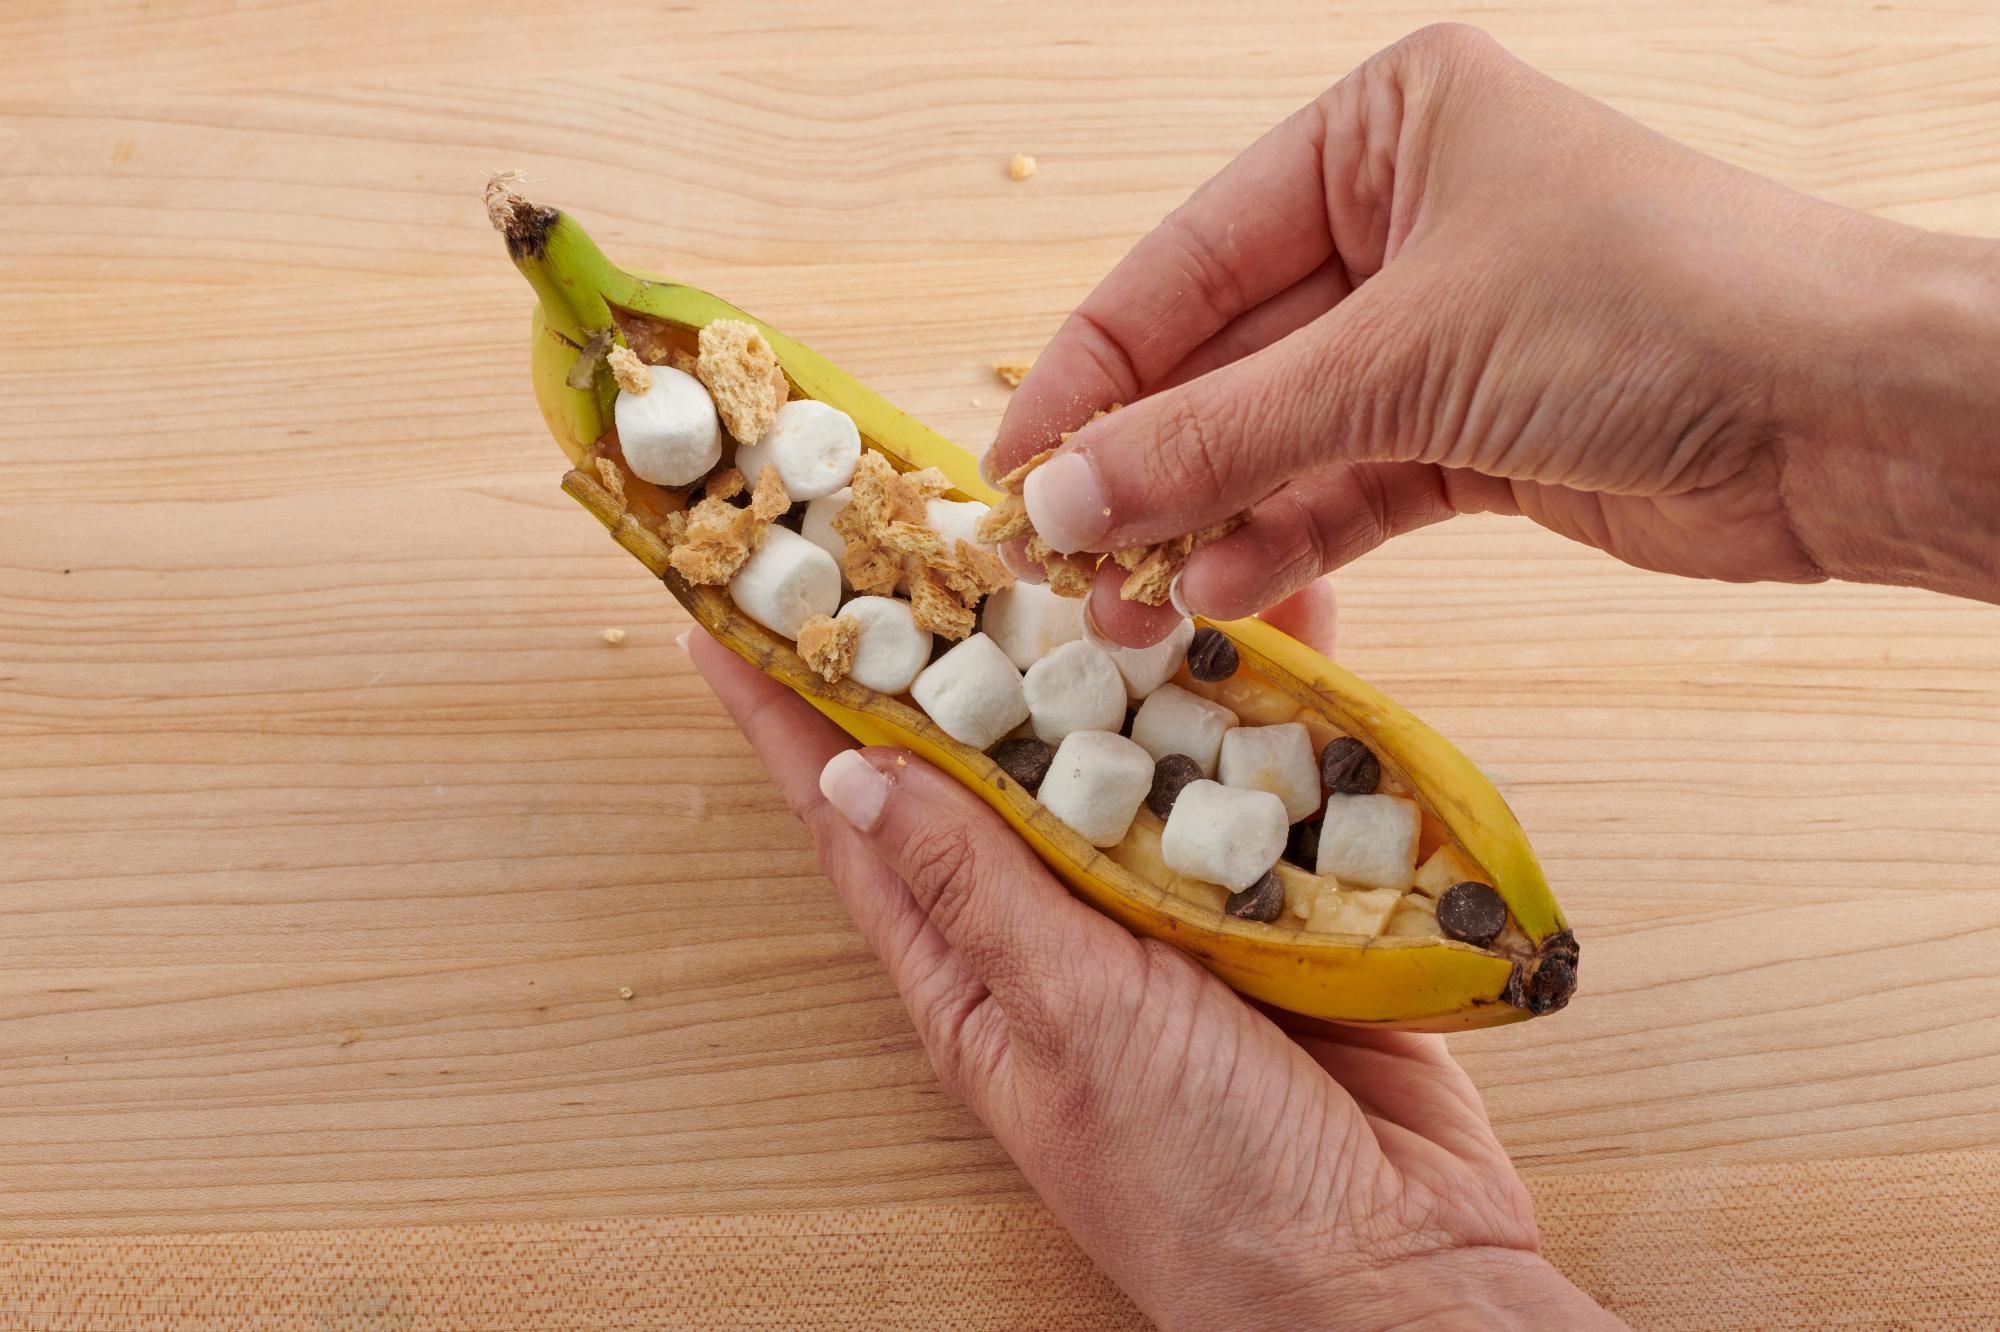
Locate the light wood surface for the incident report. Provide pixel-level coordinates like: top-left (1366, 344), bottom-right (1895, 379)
top-left (3, 0), bottom-right (1998, 1326)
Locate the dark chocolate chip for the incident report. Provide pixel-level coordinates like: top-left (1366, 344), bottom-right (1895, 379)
top-left (1224, 870), bottom-right (1285, 923)
top-left (1146, 753), bottom-right (1204, 819)
top-left (989, 737), bottom-right (1054, 790)
top-left (1185, 626), bottom-right (1239, 682)
top-left (1318, 736), bottom-right (1381, 796)
top-left (1436, 881), bottom-right (1508, 947)
top-left (1286, 817), bottom-right (1321, 869)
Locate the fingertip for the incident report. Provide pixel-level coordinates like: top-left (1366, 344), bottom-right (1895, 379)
top-left (1086, 569), bottom-right (1186, 648)
top-left (1257, 579), bottom-right (1339, 657)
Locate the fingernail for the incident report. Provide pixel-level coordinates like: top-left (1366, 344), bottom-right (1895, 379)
top-left (999, 538), bottom-right (1046, 583)
top-left (675, 626), bottom-right (692, 653)
top-left (979, 445), bottom-right (1004, 487)
top-left (1082, 599), bottom-right (1117, 652)
top-left (819, 749), bottom-right (891, 832)
top-left (1023, 451), bottom-right (1110, 554)
top-left (1168, 571), bottom-right (1193, 618)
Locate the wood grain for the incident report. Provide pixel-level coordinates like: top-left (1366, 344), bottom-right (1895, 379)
top-left (3, 0), bottom-right (1999, 1326)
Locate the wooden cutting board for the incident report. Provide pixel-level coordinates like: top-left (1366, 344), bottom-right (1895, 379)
top-left (3, 0), bottom-right (1998, 1326)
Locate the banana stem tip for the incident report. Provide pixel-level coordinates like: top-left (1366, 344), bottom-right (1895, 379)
top-left (484, 170), bottom-right (559, 259)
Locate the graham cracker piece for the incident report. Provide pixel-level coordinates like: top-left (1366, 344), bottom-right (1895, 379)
top-left (606, 345), bottom-right (653, 395)
top-left (1117, 516), bottom-right (1245, 606)
top-left (908, 572), bottom-right (977, 640)
top-left (829, 451), bottom-right (1012, 636)
top-left (749, 464), bottom-right (790, 522)
top-left (973, 493), bottom-right (1030, 544)
top-left (669, 347), bottom-right (700, 377)
top-left (668, 496), bottom-right (765, 585)
top-left (696, 319), bottom-right (787, 445)
top-left (593, 456), bottom-right (627, 512)
top-left (796, 613), bottom-right (860, 684)
top-left (993, 361), bottom-right (1031, 387)
top-left (704, 467), bottom-right (747, 502)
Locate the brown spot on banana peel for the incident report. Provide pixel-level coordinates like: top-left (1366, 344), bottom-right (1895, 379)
top-left (485, 171), bottom-right (560, 260)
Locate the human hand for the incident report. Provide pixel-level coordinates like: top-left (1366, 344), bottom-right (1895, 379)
top-left (687, 586), bottom-right (1621, 1331)
top-left (990, 24), bottom-right (2000, 646)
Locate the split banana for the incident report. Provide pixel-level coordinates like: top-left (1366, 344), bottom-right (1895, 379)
top-left (488, 179), bottom-right (1578, 1031)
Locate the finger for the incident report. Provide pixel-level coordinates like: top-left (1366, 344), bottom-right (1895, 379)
top-left (1254, 579), bottom-right (1338, 657)
top-left (816, 746), bottom-right (1143, 1002)
top-left (1020, 267), bottom-right (1436, 554)
top-left (686, 630), bottom-right (989, 1033)
top-left (989, 99), bottom-right (1338, 480)
top-left (1152, 256), bottom-right (1355, 393)
top-left (1173, 461), bottom-right (1472, 621)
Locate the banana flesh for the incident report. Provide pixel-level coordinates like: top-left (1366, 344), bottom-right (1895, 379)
top-left (488, 179), bottom-right (1578, 1030)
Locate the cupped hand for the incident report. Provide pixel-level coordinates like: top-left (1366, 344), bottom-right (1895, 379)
top-left (990, 24), bottom-right (1999, 645)
top-left (687, 586), bottom-right (1619, 1330)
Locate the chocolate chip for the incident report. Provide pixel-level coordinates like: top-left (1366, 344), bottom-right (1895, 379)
top-left (1319, 736), bottom-right (1380, 796)
top-left (1224, 870), bottom-right (1284, 923)
top-left (1185, 626), bottom-right (1239, 682)
top-left (1436, 881), bottom-right (1508, 947)
top-left (1146, 753), bottom-right (1204, 819)
top-left (1286, 817), bottom-right (1321, 869)
top-left (989, 737), bottom-right (1053, 790)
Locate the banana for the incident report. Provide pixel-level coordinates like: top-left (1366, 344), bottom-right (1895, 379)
top-left (487, 178), bottom-right (1577, 1031)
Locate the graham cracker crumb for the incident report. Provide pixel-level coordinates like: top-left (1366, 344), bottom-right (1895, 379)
top-left (619, 986), bottom-right (635, 1000)
top-left (797, 613), bottom-right (861, 684)
top-left (830, 451), bottom-right (1010, 636)
top-left (669, 495), bottom-right (766, 585)
top-left (669, 347), bottom-right (700, 377)
top-left (602, 626), bottom-right (627, 645)
top-left (1009, 153), bottom-right (1037, 181)
top-left (974, 493), bottom-right (1031, 544)
top-left (659, 510), bottom-right (689, 547)
top-left (607, 345), bottom-right (653, 395)
top-left (998, 448), bottom-right (1056, 495)
top-left (1117, 515), bottom-right (1246, 606)
top-left (705, 467), bottom-right (747, 502)
top-left (749, 464), bottom-right (790, 522)
top-left (594, 456), bottom-right (627, 512)
top-left (697, 319), bottom-right (786, 445)
top-left (994, 361), bottom-right (1031, 387)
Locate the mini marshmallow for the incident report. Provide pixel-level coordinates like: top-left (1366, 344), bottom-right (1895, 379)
top-left (1103, 617), bottom-right (1195, 699)
top-left (614, 366), bottom-right (721, 487)
top-left (1218, 722), bottom-right (1320, 824)
top-left (1129, 683), bottom-right (1238, 777)
top-left (1022, 640), bottom-right (1126, 744)
top-left (800, 487), bottom-right (851, 587)
top-left (1159, 780), bottom-right (1289, 890)
top-left (733, 399), bottom-right (861, 500)
top-left (1037, 730), bottom-right (1154, 847)
top-left (925, 497), bottom-right (991, 550)
top-left (1316, 794), bottom-right (1421, 892)
top-left (727, 525), bottom-right (840, 640)
top-left (836, 595), bottom-right (932, 694)
top-left (981, 580), bottom-right (1085, 671)
top-left (910, 632), bottom-right (1028, 750)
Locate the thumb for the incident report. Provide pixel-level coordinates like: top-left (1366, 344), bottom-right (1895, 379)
top-left (1023, 273), bottom-right (1435, 554)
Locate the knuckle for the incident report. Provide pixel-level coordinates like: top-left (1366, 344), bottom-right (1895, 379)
top-left (1161, 209), bottom-right (1250, 319)
top-left (1151, 392), bottom-right (1246, 504)
top-left (898, 822), bottom-right (984, 932)
top-left (1398, 21), bottom-right (1499, 66)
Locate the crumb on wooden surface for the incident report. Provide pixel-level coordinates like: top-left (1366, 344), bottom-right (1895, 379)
top-left (1009, 153), bottom-right (1037, 181)
top-left (994, 361), bottom-right (1031, 387)
top-left (602, 627), bottom-right (626, 645)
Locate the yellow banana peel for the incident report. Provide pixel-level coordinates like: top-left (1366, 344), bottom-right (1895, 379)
top-left (489, 179), bottom-right (1577, 1031)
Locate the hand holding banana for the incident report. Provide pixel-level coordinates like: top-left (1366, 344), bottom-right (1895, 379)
top-left (992, 24), bottom-right (2000, 650)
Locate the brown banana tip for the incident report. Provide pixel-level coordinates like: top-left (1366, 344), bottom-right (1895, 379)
top-left (484, 170), bottom-right (559, 259)
top-left (1505, 929), bottom-right (1579, 1015)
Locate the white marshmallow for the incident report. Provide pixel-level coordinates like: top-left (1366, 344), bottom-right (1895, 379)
top-left (1037, 731), bottom-right (1154, 847)
top-left (801, 487), bottom-right (851, 588)
top-left (836, 595), bottom-right (932, 694)
top-left (1129, 683), bottom-right (1237, 777)
top-left (614, 366), bottom-right (721, 487)
top-left (1218, 722), bottom-right (1320, 824)
top-left (732, 399), bottom-right (860, 500)
top-left (1316, 794), bottom-right (1421, 892)
top-left (925, 497), bottom-right (991, 550)
top-left (910, 633), bottom-right (1028, 750)
top-left (1103, 618), bottom-right (1195, 699)
top-left (1022, 640), bottom-right (1127, 744)
top-left (727, 526), bottom-right (840, 641)
top-left (1159, 780), bottom-right (1289, 890)
top-left (981, 581), bottom-right (1085, 671)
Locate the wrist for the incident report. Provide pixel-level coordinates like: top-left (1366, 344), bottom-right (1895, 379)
top-left (1778, 223), bottom-right (2000, 603)
top-left (1337, 1246), bottom-right (1625, 1332)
